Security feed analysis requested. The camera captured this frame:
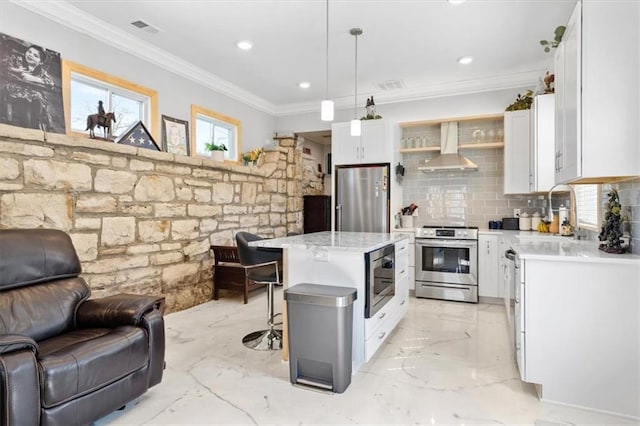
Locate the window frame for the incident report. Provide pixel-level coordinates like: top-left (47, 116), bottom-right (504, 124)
top-left (190, 104), bottom-right (242, 163)
top-left (62, 60), bottom-right (158, 140)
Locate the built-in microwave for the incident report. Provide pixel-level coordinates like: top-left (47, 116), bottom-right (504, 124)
top-left (364, 244), bottom-right (395, 318)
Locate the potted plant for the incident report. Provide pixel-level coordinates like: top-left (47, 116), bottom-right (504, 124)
top-left (242, 147), bottom-right (263, 166)
top-left (205, 141), bottom-right (227, 162)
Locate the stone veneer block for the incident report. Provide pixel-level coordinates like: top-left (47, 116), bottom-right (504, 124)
top-left (76, 195), bottom-right (117, 213)
top-left (211, 183), bottom-right (234, 203)
top-left (0, 124), bottom-right (44, 141)
top-left (71, 152), bottom-right (111, 166)
top-left (24, 159), bottom-right (92, 191)
top-left (101, 216), bottom-right (136, 246)
top-left (95, 169), bottom-right (138, 194)
top-left (134, 175), bottom-right (176, 201)
top-left (0, 158), bottom-right (20, 180)
top-left (138, 220), bottom-right (170, 242)
top-left (1, 140), bottom-right (53, 157)
top-left (130, 159), bottom-right (155, 171)
top-left (171, 219), bottom-right (199, 240)
top-left (1, 193), bottom-right (73, 230)
top-left (136, 148), bottom-right (173, 162)
top-left (69, 233), bottom-right (98, 261)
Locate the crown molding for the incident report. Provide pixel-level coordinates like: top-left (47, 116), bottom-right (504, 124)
top-left (10, 0), bottom-right (277, 115)
top-left (12, 0), bottom-right (542, 119)
top-left (274, 70), bottom-right (542, 116)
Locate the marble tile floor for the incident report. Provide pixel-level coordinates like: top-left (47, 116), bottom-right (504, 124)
top-left (96, 289), bottom-right (635, 425)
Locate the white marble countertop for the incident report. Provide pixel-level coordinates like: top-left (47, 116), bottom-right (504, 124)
top-left (479, 229), bottom-right (640, 264)
top-left (249, 231), bottom-right (408, 253)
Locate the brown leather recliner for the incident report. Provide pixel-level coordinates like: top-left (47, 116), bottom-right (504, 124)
top-left (0, 229), bottom-right (165, 426)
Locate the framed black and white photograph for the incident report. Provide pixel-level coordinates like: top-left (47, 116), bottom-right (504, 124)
top-left (161, 114), bottom-right (190, 156)
top-left (115, 120), bottom-right (160, 151)
top-left (0, 32), bottom-right (65, 133)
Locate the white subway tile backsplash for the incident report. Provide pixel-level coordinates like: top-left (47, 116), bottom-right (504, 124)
top-left (402, 148), bottom-right (541, 228)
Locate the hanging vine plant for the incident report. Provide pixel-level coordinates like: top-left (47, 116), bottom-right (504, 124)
top-left (540, 25), bottom-right (566, 52)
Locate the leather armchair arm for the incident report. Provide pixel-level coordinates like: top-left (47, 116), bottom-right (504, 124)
top-left (0, 334), bottom-right (38, 355)
top-left (0, 337), bottom-right (40, 425)
top-left (76, 294), bottom-right (165, 328)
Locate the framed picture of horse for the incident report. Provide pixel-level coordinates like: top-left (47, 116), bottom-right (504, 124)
top-left (161, 115), bottom-right (190, 156)
top-left (115, 120), bottom-right (160, 151)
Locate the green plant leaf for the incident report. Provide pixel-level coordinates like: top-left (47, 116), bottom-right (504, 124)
top-left (540, 40), bottom-right (549, 45)
top-left (554, 25), bottom-right (566, 42)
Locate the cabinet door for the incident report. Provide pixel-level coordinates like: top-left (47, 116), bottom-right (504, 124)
top-left (478, 235), bottom-right (500, 298)
top-left (532, 94), bottom-right (556, 192)
top-left (504, 110), bottom-right (531, 194)
top-left (555, 1), bottom-right (581, 183)
top-left (331, 122), bottom-right (360, 165)
top-left (360, 120), bottom-right (387, 163)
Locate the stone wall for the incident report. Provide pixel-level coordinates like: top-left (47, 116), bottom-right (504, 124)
top-left (0, 124), bottom-right (304, 312)
top-left (302, 153), bottom-right (325, 195)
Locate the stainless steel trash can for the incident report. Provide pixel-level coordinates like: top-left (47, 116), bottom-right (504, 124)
top-left (284, 283), bottom-right (357, 393)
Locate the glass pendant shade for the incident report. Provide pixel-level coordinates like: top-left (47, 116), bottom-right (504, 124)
top-left (321, 99), bottom-right (334, 121)
top-left (350, 119), bottom-right (361, 136)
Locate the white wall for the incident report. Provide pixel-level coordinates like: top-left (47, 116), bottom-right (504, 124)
top-left (1, 3), bottom-right (275, 151)
top-left (275, 87), bottom-right (532, 133)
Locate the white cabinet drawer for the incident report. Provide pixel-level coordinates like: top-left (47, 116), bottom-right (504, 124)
top-left (365, 313), bottom-right (395, 362)
top-left (396, 256), bottom-right (409, 282)
top-left (395, 238), bottom-right (409, 258)
top-left (364, 302), bottom-right (393, 338)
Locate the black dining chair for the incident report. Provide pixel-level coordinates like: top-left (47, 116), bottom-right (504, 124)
top-left (235, 232), bottom-right (283, 350)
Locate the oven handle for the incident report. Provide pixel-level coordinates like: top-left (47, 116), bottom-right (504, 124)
top-left (416, 239), bottom-right (477, 249)
top-left (505, 249), bottom-right (517, 261)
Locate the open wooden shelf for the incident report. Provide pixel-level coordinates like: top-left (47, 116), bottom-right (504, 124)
top-left (400, 141), bottom-right (504, 154)
top-left (399, 113), bottom-right (504, 128)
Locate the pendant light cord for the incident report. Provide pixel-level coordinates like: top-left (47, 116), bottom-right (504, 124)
top-left (325, 0), bottom-right (329, 100)
top-left (353, 31), bottom-right (358, 119)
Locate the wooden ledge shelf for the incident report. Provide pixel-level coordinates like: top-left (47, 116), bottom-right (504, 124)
top-left (400, 141), bottom-right (504, 154)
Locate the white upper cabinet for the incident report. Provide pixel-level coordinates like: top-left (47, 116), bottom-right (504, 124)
top-left (531, 94), bottom-right (556, 192)
top-left (504, 94), bottom-right (557, 195)
top-left (504, 110), bottom-right (531, 194)
top-left (331, 119), bottom-right (393, 165)
top-left (554, 1), bottom-right (640, 184)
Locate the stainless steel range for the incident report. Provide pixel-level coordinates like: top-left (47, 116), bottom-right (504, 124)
top-left (415, 226), bottom-right (478, 303)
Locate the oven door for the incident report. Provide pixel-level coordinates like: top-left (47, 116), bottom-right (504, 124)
top-left (415, 239), bottom-right (478, 285)
top-left (365, 245), bottom-right (395, 318)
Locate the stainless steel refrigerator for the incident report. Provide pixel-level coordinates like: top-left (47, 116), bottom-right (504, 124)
top-left (335, 164), bottom-right (390, 233)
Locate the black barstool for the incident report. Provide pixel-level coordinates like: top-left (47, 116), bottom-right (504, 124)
top-left (235, 232), bottom-right (283, 350)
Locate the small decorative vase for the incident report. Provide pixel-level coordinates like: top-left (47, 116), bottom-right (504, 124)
top-left (211, 150), bottom-right (224, 162)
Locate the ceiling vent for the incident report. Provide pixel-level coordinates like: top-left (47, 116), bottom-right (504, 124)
top-left (130, 20), bottom-right (160, 34)
top-left (375, 80), bottom-right (406, 91)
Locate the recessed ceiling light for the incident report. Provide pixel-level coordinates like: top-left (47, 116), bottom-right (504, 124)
top-left (447, 0), bottom-right (467, 4)
top-left (457, 56), bottom-right (473, 65)
top-left (298, 81), bottom-right (311, 89)
top-left (236, 40), bottom-right (253, 50)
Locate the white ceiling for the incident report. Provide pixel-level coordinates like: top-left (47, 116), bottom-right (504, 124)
top-left (15, 0), bottom-right (575, 116)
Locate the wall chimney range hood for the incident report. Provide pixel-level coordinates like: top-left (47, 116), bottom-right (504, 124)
top-left (418, 122), bottom-right (478, 172)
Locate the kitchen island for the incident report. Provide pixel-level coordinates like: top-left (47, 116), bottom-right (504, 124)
top-left (250, 231), bottom-right (410, 372)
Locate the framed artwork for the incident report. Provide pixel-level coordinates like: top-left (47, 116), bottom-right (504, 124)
top-left (161, 114), bottom-right (190, 156)
top-left (115, 120), bottom-right (160, 151)
top-left (0, 32), bottom-right (66, 133)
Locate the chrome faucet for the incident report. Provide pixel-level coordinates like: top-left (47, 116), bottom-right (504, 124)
top-left (547, 183), bottom-right (583, 239)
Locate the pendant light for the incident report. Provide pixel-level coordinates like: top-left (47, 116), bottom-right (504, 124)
top-left (350, 28), bottom-right (362, 136)
top-left (320, 0), bottom-right (334, 121)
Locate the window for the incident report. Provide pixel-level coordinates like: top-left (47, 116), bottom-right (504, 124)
top-left (573, 184), bottom-right (600, 230)
top-left (191, 105), bottom-right (241, 162)
top-left (62, 61), bottom-right (158, 139)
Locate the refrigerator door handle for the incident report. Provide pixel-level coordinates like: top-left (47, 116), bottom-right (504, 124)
top-left (336, 204), bottom-right (343, 232)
